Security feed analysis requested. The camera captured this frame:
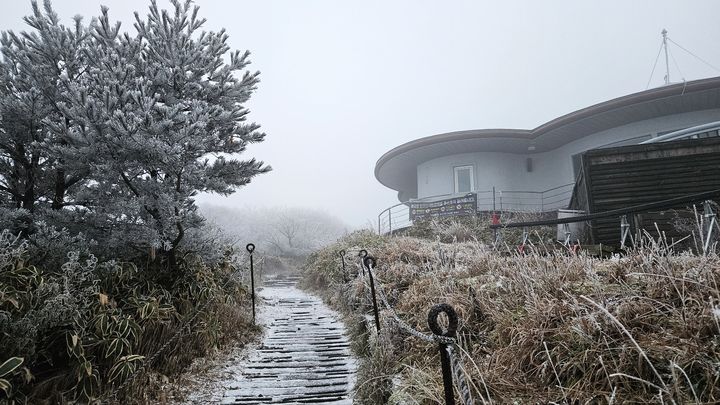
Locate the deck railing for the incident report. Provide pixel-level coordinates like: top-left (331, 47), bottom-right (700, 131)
top-left (378, 183), bottom-right (574, 235)
top-left (641, 120), bottom-right (720, 144)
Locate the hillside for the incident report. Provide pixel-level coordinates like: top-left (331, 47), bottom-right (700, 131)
top-left (302, 227), bottom-right (720, 404)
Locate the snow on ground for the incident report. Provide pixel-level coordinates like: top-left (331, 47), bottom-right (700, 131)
top-left (181, 274), bottom-right (356, 404)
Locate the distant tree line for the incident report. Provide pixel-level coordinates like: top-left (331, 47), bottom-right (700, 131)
top-left (201, 205), bottom-right (348, 258)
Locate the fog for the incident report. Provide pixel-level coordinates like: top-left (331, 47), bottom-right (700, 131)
top-left (1, 0), bottom-right (719, 228)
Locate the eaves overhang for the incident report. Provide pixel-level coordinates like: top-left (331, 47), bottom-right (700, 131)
top-left (375, 76), bottom-right (720, 199)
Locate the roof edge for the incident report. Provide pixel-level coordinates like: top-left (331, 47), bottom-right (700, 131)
top-left (375, 76), bottom-right (720, 184)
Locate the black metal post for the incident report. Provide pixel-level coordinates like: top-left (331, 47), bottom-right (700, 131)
top-left (388, 210), bottom-right (393, 235)
top-left (338, 250), bottom-right (347, 282)
top-left (246, 243), bottom-right (256, 324)
top-left (428, 304), bottom-right (459, 405)
top-left (492, 186), bottom-right (496, 212)
top-left (339, 250), bottom-right (347, 273)
top-left (493, 186), bottom-right (498, 244)
top-left (363, 256), bottom-right (381, 333)
top-left (358, 249), bottom-right (367, 277)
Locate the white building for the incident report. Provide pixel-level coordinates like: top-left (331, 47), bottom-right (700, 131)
top-left (375, 76), bottom-right (720, 230)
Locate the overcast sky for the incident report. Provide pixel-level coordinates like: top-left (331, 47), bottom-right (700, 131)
top-left (2, 1), bottom-right (719, 228)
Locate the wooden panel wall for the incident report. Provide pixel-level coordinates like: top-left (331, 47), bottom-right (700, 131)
top-left (581, 137), bottom-right (720, 246)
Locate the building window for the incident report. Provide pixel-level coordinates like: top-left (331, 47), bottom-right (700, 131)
top-left (454, 165), bottom-right (474, 193)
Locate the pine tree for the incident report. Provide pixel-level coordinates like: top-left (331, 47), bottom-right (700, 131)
top-left (60, 0), bottom-right (270, 267)
top-left (0, 0), bottom-right (89, 215)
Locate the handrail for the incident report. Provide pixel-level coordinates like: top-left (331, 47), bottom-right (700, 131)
top-left (541, 182), bottom-right (576, 193)
top-left (489, 188), bottom-right (720, 229)
top-left (500, 190), bottom-right (543, 195)
top-left (641, 121), bottom-right (720, 144)
top-left (542, 189), bottom-right (574, 200)
top-left (378, 184), bottom-right (577, 234)
top-left (499, 183), bottom-right (574, 195)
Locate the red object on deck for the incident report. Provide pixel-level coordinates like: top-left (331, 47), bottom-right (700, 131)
top-left (491, 212), bottom-right (500, 225)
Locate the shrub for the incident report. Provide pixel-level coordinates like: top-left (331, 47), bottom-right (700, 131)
top-left (0, 229), bottom-right (256, 404)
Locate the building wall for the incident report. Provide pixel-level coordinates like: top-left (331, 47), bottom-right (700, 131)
top-left (416, 108), bottom-right (720, 198)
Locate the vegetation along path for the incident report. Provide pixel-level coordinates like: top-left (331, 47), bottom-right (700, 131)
top-left (219, 275), bottom-right (356, 404)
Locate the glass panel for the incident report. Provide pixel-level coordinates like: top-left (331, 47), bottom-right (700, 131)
top-left (456, 168), bottom-right (472, 193)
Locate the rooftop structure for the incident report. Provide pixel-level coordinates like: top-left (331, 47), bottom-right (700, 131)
top-left (375, 76), bottom-right (720, 233)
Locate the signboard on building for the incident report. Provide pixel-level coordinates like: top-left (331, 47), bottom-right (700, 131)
top-left (409, 193), bottom-right (477, 220)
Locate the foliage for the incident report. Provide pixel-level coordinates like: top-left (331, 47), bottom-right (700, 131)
top-left (399, 212), bottom-right (555, 245)
top-left (304, 228), bottom-right (720, 404)
top-left (0, 0), bottom-right (269, 267)
top-left (0, 357), bottom-right (23, 397)
top-left (0, 1), bottom-right (266, 403)
top-left (0, 229), bottom-right (256, 403)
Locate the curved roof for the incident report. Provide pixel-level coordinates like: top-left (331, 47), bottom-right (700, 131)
top-left (375, 76), bottom-right (720, 200)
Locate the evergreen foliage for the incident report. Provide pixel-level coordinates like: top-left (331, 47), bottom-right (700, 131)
top-left (0, 1), bottom-right (268, 402)
top-left (0, 0), bottom-right (269, 266)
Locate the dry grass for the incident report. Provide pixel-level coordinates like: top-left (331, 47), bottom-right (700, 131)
top-left (303, 228), bottom-right (720, 404)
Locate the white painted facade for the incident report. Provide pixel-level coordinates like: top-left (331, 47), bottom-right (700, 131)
top-left (416, 108), bottom-right (720, 198)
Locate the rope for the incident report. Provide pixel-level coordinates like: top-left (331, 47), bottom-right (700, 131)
top-left (447, 344), bottom-right (474, 405)
top-left (646, 39), bottom-right (664, 89)
top-left (359, 260), bottom-right (477, 403)
top-left (668, 37), bottom-right (720, 73)
top-left (668, 45), bottom-right (685, 82)
top-left (362, 271), bottom-right (454, 344)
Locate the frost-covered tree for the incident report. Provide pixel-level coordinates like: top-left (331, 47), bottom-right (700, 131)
top-left (0, 1), bottom-right (89, 214)
top-left (60, 1), bottom-right (270, 267)
top-left (201, 205), bottom-right (348, 257)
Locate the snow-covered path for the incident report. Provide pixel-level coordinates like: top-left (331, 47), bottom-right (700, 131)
top-left (219, 276), bottom-right (356, 404)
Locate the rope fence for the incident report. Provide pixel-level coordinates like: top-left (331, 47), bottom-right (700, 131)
top-left (349, 252), bottom-right (475, 405)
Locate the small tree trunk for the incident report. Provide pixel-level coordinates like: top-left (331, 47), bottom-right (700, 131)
top-left (22, 153), bottom-right (39, 213)
top-left (51, 168), bottom-right (66, 210)
top-left (168, 206), bottom-right (185, 270)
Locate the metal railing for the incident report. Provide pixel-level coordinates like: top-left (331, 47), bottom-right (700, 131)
top-left (489, 189), bottom-right (720, 253)
top-left (491, 183), bottom-right (574, 212)
top-left (378, 183), bottom-right (575, 235)
top-left (641, 120), bottom-right (720, 144)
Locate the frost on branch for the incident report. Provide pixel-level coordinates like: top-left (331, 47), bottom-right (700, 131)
top-left (0, 0), bottom-right (270, 268)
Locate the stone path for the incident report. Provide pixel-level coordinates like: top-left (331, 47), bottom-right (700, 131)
top-left (219, 275), bottom-right (356, 404)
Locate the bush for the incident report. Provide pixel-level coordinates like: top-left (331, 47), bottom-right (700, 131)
top-left (397, 212), bottom-right (556, 247)
top-left (0, 230), bottom-right (256, 404)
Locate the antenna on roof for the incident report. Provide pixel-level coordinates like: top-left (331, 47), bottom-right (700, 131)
top-left (647, 29), bottom-right (720, 89)
top-left (661, 29), bottom-right (670, 85)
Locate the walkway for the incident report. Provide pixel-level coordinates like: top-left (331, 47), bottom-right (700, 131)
top-left (220, 275), bottom-right (356, 404)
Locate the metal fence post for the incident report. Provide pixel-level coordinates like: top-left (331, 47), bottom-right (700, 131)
top-left (338, 250), bottom-right (347, 282)
top-left (428, 304), bottom-right (458, 405)
top-left (388, 209), bottom-right (393, 235)
top-left (620, 215), bottom-right (630, 249)
top-left (492, 187), bottom-right (498, 244)
top-left (703, 200), bottom-right (717, 254)
top-left (246, 243), bottom-right (256, 324)
top-left (358, 249), bottom-right (367, 277)
top-left (363, 256), bottom-right (381, 333)
top-left (563, 223), bottom-right (572, 247)
top-left (492, 186), bottom-right (496, 212)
